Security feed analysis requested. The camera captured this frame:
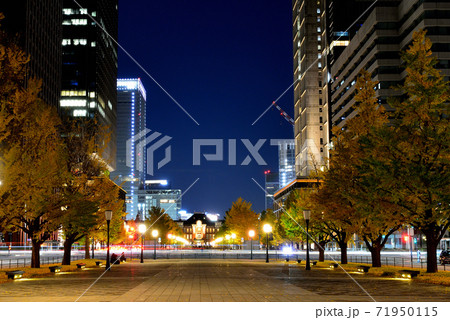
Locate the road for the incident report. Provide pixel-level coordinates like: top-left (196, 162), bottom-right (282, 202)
top-left (0, 259), bottom-right (449, 302)
top-left (0, 248), bottom-right (448, 270)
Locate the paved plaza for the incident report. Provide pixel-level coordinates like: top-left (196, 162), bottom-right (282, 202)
top-left (0, 259), bottom-right (449, 302)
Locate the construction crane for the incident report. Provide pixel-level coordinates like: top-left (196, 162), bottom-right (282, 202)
top-left (272, 101), bottom-right (294, 126)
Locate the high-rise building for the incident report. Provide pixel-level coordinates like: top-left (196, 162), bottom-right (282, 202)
top-left (136, 180), bottom-right (181, 221)
top-left (264, 171), bottom-right (279, 210)
top-left (113, 78), bottom-right (147, 218)
top-left (330, 0), bottom-right (450, 129)
top-left (292, 0), bottom-right (371, 176)
top-left (60, 0), bottom-right (118, 169)
top-left (1, 0), bottom-right (62, 109)
top-left (277, 139), bottom-right (296, 188)
top-left (293, 0), bottom-right (329, 177)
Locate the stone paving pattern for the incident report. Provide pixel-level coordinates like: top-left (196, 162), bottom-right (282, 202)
top-left (0, 260), bottom-right (449, 302)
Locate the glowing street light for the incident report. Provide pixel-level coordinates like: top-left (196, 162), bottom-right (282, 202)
top-left (105, 210), bottom-right (112, 271)
top-left (263, 224), bottom-right (272, 263)
top-left (139, 224), bottom-right (146, 263)
top-left (248, 230), bottom-right (255, 260)
top-left (152, 229), bottom-right (158, 260)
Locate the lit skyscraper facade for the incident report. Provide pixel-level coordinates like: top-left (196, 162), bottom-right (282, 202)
top-left (277, 139), bottom-right (296, 188)
top-left (264, 171), bottom-right (279, 210)
top-left (138, 181), bottom-right (182, 221)
top-left (114, 78), bottom-right (147, 219)
top-left (330, 0), bottom-right (450, 129)
top-left (293, 0), bottom-right (329, 177)
top-left (292, 0), bottom-right (369, 176)
top-left (60, 0), bottom-right (118, 169)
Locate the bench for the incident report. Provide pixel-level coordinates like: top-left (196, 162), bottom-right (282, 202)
top-left (5, 270), bottom-right (25, 280)
top-left (357, 265), bottom-right (370, 273)
top-left (76, 263), bottom-right (86, 269)
top-left (329, 263), bottom-right (338, 269)
top-left (399, 270), bottom-right (420, 279)
top-left (49, 266), bottom-right (62, 273)
top-left (95, 261), bottom-right (103, 267)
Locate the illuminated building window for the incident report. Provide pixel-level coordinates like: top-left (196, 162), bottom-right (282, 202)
top-left (80, 8), bottom-right (88, 14)
top-left (73, 109), bottom-right (87, 117)
top-left (92, 11), bottom-right (97, 17)
top-left (317, 9), bottom-right (320, 14)
top-left (91, 41), bottom-right (96, 47)
top-left (63, 8), bottom-right (74, 15)
top-left (62, 39), bottom-right (71, 46)
top-left (318, 45), bottom-right (321, 50)
top-left (317, 27), bottom-right (321, 33)
top-left (72, 19), bottom-right (87, 25)
top-left (60, 99), bottom-right (87, 107)
top-left (61, 90), bottom-right (86, 96)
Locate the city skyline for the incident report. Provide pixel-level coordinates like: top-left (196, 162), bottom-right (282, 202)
top-left (117, 0), bottom-right (294, 215)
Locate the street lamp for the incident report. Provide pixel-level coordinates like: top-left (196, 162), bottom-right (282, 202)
top-left (303, 210), bottom-right (311, 271)
top-left (225, 234), bottom-right (231, 250)
top-left (231, 233), bottom-right (236, 250)
top-left (152, 230), bottom-right (158, 260)
top-left (248, 230), bottom-right (255, 260)
top-left (139, 224), bottom-right (146, 263)
top-left (105, 210), bottom-right (112, 271)
top-left (263, 224), bottom-right (272, 263)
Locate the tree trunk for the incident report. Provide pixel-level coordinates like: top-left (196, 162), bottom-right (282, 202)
top-left (424, 230), bottom-right (438, 273)
top-left (62, 239), bottom-right (74, 265)
top-left (318, 241), bottom-right (327, 262)
top-left (370, 246), bottom-right (382, 267)
top-left (31, 239), bottom-right (41, 268)
top-left (339, 241), bottom-right (348, 264)
top-left (84, 235), bottom-right (90, 259)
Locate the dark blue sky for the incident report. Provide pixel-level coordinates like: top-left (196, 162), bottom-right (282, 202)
top-left (118, 0), bottom-right (294, 215)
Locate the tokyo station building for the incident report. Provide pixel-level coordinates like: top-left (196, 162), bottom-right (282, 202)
top-left (177, 213), bottom-right (223, 246)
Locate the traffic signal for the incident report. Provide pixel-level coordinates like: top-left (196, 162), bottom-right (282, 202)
top-left (403, 235), bottom-right (409, 242)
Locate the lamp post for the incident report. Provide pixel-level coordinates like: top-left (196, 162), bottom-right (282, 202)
top-left (105, 210), bottom-right (112, 271)
top-left (168, 233), bottom-right (172, 249)
top-left (152, 230), bottom-right (158, 260)
top-left (303, 210), bottom-right (311, 271)
top-left (248, 230), bottom-right (255, 260)
top-left (231, 233), bottom-right (236, 250)
top-left (139, 224), bottom-right (146, 263)
top-left (263, 224), bottom-right (272, 263)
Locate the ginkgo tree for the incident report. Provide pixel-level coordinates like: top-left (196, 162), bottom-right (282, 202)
top-left (366, 30), bottom-right (450, 272)
top-left (0, 14), bottom-right (68, 267)
top-left (225, 197), bottom-right (259, 240)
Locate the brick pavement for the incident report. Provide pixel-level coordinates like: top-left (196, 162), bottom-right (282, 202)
top-left (0, 260), bottom-right (449, 302)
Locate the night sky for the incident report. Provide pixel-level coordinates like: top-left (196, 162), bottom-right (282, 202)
top-left (118, 1), bottom-right (294, 215)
